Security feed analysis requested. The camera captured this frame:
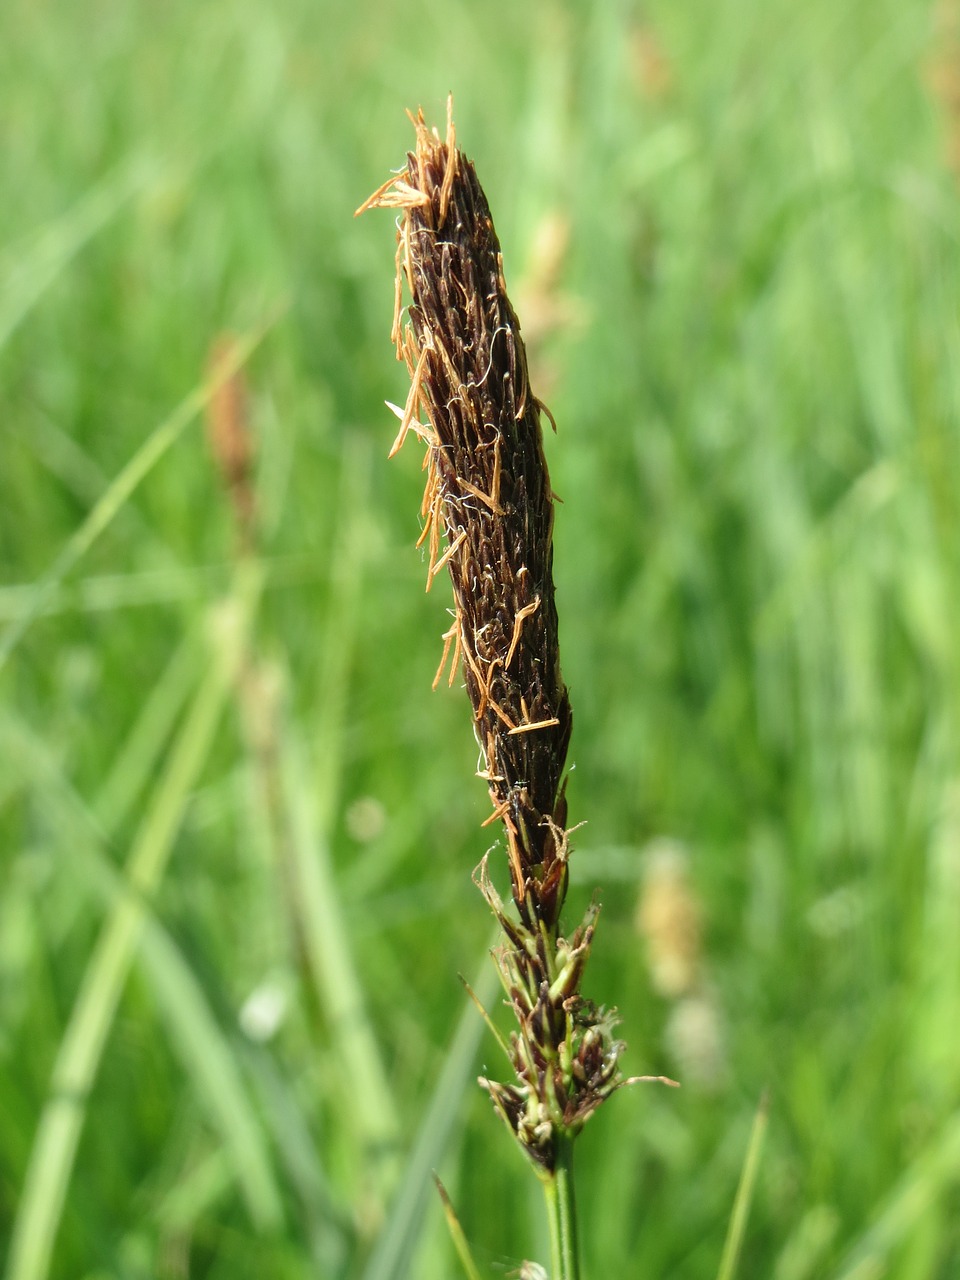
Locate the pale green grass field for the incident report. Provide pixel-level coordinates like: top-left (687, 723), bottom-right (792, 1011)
top-left (3, 1), bottom-right (960, 1277)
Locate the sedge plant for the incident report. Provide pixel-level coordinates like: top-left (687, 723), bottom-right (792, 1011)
top-left (357, 101), bottom-right (675, 1279)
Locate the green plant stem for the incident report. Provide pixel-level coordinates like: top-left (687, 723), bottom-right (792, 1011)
top-left (716, 1090), bottom-right (770, 1280)
top-left (544, 1134), bottom-right (581, 1280)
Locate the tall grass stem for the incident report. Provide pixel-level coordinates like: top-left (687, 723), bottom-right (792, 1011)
top-left (544, 1134), bottom-right (581, 1280)
top-left (716, 1091), bottom-right (770, 1280)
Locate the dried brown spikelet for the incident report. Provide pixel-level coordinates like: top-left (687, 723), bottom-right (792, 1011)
top-left (636, 839), bottom-right (728, 1091)
top-left (628, 22), bottom-right (674, 102)
top-left (636, 839), bottom-right (702, 999)
top-left (515, 211), bottom-right (572, 348)
top-left (927, 0), bottom-right (960, 178)
top-left (359, 103), bottom-right (572, 930)
top-left (514, 211), bottom-right (582, 397)
top-left (206, 335), bottom-right (257, 552)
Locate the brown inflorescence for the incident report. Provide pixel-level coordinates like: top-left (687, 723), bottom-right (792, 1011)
top-left (359, 106), bottom-right (571, 930)
top-left (205, 336), bottom-right (257, 555)
top-left (358, 103), bottom-right (663, 1172)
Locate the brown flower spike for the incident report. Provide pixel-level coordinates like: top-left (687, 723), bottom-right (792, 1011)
top-left (359, 103), bottom-right (668, 1172)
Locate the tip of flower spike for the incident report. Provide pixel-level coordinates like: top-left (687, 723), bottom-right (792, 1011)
top-left (355, 95), bottom-right (458, 226)
top-left (353, 172), bottom-right (430, 218)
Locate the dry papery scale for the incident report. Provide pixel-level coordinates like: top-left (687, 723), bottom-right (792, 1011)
top-left (358, 102), bottom-right (673, 1176)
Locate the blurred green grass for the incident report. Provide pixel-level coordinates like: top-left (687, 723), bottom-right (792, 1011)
top-left (3, 0), bottom-right (960, 1276)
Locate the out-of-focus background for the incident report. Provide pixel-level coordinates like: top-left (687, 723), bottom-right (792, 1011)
top-left (3, 0), bottom-right (960, 1276)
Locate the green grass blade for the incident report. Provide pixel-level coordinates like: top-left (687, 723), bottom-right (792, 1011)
top-left (239, 1051), bottom-right (349, 1274)
top-left (272, 433), bottom-right (400, 1204)
top-left (310, 433), bottom-right (371, 826)
top-left (833, 1108), bottom-right (960, 1279)
top-left (137, 920), bottom-right (284, 1231)
top-left (3, 658), bottom-right (286, 1236)
top-left (0, 552), bottom-right (322, 623)
top-left (0, 154), bottom-right (160, 349)
top-left (4, 569), bottom-right (261, 1280)
top-left (361, 952), bottom-right (498, 1280)
top-left (716, 1092), bottom-right (770, 1280)
top-left (94, 633), bottom-right (199, 830)
top-left (282, 731), bottom-right (399, 1176)
top-left (434, 1176), bottom-right (485, 1280)
top-left (153, 1149), bottom-right (235, 1236)
top-left (0, 307), bottom-right (285, 675)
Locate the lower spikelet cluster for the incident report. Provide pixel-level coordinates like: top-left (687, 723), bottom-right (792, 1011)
top-left (358, 101), bottom-right (668, 1171)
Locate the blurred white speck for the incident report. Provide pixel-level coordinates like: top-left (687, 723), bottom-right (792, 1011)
top-left (664, 994), bottom-right (728, 1092)
top-left (345, 795), bottom-right (387, 843)
top-left (239, 979), bottom-right (288, 1042)
top-left (806, 885), bottom-right (866, 938)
